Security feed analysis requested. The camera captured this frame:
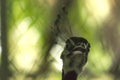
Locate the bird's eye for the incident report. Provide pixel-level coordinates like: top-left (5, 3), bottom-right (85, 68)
top-left (65, 39), bottom-right (75, 51)
top-left (78, 43), bottom-right (86, 49)
top-left (66, 42), bottom-right (74, 51)
top-left (77, 43), bottom-right (81, 45)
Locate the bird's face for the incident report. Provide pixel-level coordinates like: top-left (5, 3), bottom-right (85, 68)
top-left (61, 37), bottom-right (90, 74)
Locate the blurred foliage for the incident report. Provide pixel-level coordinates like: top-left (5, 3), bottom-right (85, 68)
top-left (1, 0), bottom-right (120, 80)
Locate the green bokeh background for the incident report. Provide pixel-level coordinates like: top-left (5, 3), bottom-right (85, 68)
top-left (1, 0), bottom-right (120, 80)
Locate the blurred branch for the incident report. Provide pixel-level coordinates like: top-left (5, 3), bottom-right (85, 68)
top-left (26, 0), bottom-right (76, 79)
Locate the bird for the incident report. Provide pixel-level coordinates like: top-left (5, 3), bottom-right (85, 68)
top-left (52, 1), bottom-right (90, 80)
top-left (61, 37), bottom-right (90, 80)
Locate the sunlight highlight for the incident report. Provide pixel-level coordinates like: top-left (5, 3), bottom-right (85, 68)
top-left (86, 0), bottom-right (110, 20)
top-left (50, 44), bottom-right (64, 71)
top-left (13, 18), bottom-right (40, 71)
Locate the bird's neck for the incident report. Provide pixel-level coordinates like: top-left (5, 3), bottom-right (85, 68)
top-left (62, 70), bottom-right (78, 80)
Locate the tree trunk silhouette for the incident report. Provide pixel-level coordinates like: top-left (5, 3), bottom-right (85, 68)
top-left (1, 0), bottom-right (11, 80)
